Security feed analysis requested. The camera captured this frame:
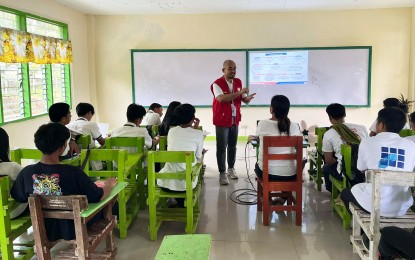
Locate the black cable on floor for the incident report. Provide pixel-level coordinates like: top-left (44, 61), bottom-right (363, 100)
top-left (230, 142), bottom-right (258, 205)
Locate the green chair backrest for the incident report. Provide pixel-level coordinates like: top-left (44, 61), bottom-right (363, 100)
top-left (400, 129), bottom-right (415, 137)
top-left (315, 127), bottom-right (329, 150)
top-left (76, 134), bottom-right (92, 149)
top-left (159, 136), bottom-right (168, 151)
top-left (81, 149), bottom-right (127, 179)
top-left (147, 151), bottom-right (195, 187)
top-left (10, 148), bottom-right (42, 165)
top-left (0, 176), bottom-right (11, 235)
top-left (105, 136), bottom-right (145, 153)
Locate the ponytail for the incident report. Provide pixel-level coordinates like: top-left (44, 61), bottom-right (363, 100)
top-left (270, 95), bottom-right (292, 136)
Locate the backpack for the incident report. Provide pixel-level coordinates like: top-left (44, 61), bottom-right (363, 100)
top-left (341, 143), bottom-right (365, 187)
top-left (331, 124), bottom-right (365, 186)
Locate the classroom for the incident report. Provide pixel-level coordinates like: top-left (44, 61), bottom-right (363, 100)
top-left (1, 0), bottom-right (415, 259)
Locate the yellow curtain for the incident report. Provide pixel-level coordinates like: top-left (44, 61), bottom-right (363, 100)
top-left (0, 27), bottom-right (72, 64)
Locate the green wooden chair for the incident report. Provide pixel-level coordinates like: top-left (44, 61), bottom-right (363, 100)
top-left (81, 149), bottom-right (140, 239)
top-left (105, 137), bottom-right (146, 210)
top-left (10, 148), bottom-right (81, 167)
top-left (147, 151), bottom-right (203, 241)
top-left (330, 144), bottom-right (353, 229)
top-left (0, 176), bottom-right (34, 260)
top-left (307, 127), bottom-right (328, 191)
top-left (399, 129), bottom-right (415, 137)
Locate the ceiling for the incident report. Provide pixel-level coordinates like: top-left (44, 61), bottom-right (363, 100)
top-left (53, 0), bottom-right (415, 15)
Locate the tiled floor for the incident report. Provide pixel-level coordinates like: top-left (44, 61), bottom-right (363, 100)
top-left (114, 141), bottom-right (360, 260)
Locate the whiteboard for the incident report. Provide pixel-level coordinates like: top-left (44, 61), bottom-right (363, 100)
top-left (132, 50), bottom-right (246, 107)
top-left (131, 47), bottom-right (371, 107)
top-left (248, 48), bottom-right (371, 106)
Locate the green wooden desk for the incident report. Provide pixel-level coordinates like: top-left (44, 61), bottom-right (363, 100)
top-left (81, 181), bottom-right (128, 218)
top-left (155, 234), bottom-right (211, 260)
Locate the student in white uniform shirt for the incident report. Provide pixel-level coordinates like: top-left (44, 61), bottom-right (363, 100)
top-left (156, 104), bottom-right (205, 206)
top-left (322, 103), bottom-right (368, 192)
top-left (341, 107), bottom-right (415, 217)
top-left (110, 103), bottom-right (159, 152)
top-left (254, 95), bottom-right (302, 181)
top-left (67, 102), bottom-right (105, 170)
top-left (369, 97), bottom-right (410, 137)
top-left (67, 102), bottom-right (105, 147)
top-left (142, 103), bottom-right (163, 126)
top-left (406, 112), bottom-right (415, 143)
top-left (0, 128), bottom-right (27, 219)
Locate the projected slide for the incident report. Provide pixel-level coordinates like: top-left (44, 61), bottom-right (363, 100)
top-left (249, 51), bottom-right (309, 85)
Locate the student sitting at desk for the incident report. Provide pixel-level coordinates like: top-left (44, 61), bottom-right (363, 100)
top-left (156, 104), bottom-right (205, 207)
top-left (48, 102), bottom-right (80, 156)
top-left (254, 95), bottom-right (301, 182)
top-left (111, 103), bottom-right (159, 151)
top-left (67, 102), bottom-right (106, 147)
top-left (341, 107), bottom-right (415, 217)
top-left (10, 123), bottom-right (116, 241)
top-left (369, 97), bottom-right (410, 137)
top-left (67, 102), bottom-right (105, 169)
top-left (142, 103), bottom-right (163, 126)
top-left (0, 127), bottom-right (27, 219)
top-left (159, 101), bottom-right (181, 136)
top-left (322, 103), bottom-right (368, 192)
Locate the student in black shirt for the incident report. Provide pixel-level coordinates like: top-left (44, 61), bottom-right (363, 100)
top-left (11, 123), bottom-right (116, 241)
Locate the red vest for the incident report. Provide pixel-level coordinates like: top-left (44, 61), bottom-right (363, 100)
top-left (210, 76), bottom-right (243, 127)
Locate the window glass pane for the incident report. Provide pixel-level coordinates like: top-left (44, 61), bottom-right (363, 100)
top-left (28, 63), bottom-right (47, 116)
top-left (51, 64), bottom-right (67, 103)
top-left (26, 17), bottom-right (62, 38)
top-left (0, 62), bottom-right (23, 122)
top-left (0, 10), bottom-right (19, 30)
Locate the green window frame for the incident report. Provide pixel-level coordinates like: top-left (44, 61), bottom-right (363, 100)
top-left (0, 5), bottom-right (71, 125)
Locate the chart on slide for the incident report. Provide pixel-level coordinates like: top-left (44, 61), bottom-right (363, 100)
top-left (249, 51), bottom-right (309, 85)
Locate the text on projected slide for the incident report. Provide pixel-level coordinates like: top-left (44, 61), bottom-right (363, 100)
top-left (249, 51), bottom-right (309, 85)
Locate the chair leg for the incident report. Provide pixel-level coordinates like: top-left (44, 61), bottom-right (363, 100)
top-left (148, 197), bottom-right (157, 241)
top-left (262, 189), bottom-right (270, 226)
top-left (296, 189), bottom-right (302, 226)
top-left (257, 182), bottom-right (263, 212)
top-left (1, 237), bottom-right (14, 260)
top-left (118, 191), bottom-right (127, 239)
top-left (185, 194), bottom-right (193, 234)
top-left (138, 165), bottom-right (147, 210)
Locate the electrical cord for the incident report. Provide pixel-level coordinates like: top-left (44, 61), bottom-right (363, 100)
top-left (230, 142), bottom-right (258, 205)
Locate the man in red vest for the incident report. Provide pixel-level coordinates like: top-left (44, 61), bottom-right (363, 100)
top-left (210, 60), bottom-right (256, 185)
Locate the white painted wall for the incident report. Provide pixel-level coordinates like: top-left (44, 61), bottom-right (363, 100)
top-left (87, 9), bottom-right (413, 142)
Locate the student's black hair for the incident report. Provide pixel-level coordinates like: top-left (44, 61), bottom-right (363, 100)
top-left (173, 103), bottom-right (195, 126)
top-left (148, 103), bottom-right (162, 112)
top-left (271, 95), bottom-right (291, 135)
top-left (34, 123), bottom-right (70, 155)
top-left (76, 102), bottom-right (95, 117)
top-left (383, 97), bottom-right (409, 113)
top-left (325, 103), bottom-right (346, 120)
top-left (409, 111), bottom-right (415, 125)
top-left (159, 101), bottom-right (181, 136)
top-left (48, 102), bottom-right (70, 123)
top-left (377, 107), bottom-right (406, 134)
top-left (126, 103), bottom-right (146, 122)
top-left (0, 128), bottom-right (10, 162)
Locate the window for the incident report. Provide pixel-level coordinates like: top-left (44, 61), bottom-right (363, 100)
top-left (0, 6), bottom-right (71, 124)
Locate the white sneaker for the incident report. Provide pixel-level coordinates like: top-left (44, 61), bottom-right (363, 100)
top-left (227, 168), bottom-right (238, 179)
top-left (219, 172), bottom-right (229, 185)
